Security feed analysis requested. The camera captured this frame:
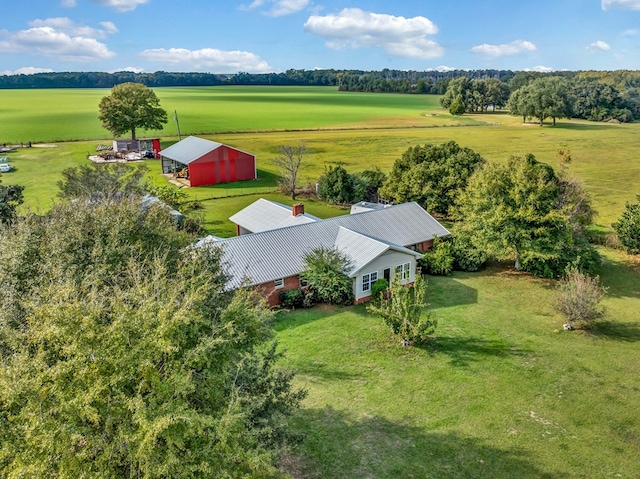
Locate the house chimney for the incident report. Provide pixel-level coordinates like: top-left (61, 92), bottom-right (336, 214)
top-left (292, 203), bottom-right (304, 216)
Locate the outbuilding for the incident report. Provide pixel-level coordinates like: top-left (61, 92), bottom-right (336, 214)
top-left (160, 136), bottom-right (257, 187)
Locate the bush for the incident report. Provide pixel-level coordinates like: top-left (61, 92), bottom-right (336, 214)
top-left (371, 278), bottom-right (389, 301)
top-left (421, 236), bottom-right (454, 276)
top-left (451, 235), bottom-right (487, 272)
top-left (279, 289), bottom-right (304, 309)
top-left (301, 246), bottom-right (355, 306)
top-left (449, 95), bottom-right (466, 115)
top-left (520, 242), bottom-right (601, 279)
top-left (612, 194), bottom-right (640, 254)
top-left (555, 266), bottom-right (607, 328)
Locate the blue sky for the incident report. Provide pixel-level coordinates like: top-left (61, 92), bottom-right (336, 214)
top-left (1, 0), bottom-right (639, 75)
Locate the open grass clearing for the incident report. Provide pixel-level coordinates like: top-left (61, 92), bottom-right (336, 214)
top-left (275, 249), bottom-right (640, 478)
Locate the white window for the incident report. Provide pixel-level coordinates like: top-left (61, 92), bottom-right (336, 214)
top-left (395, 262), bottom-right (411, 281)
top-left (274, 278), bottom-right (284, 289)
top-left (362, 271), bottom-right (378, 292)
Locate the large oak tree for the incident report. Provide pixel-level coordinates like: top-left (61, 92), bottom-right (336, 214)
top-left (98, 82), bottom-right (168, 140)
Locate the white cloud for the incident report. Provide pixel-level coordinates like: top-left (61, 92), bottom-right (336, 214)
top-left (91, 0), bottom-right (148, 12)
top-left (139, 47), bottom-right (272, 73)
top-left (427, 65), bottom-right (456, 72)
top-left (587, 40), bottom-right (611, 51)
top-left (621, 28), bottom-right (639, 36)
top-left (0, 66), bottom-right (54, 75)
top-left (524, 65), bottom-right (555, 72)
top-left (304, 8), bottom-right (443, 59)
top-left (0, 22), bottom-right (116, 62)
top-left (240, 0), bottom-right (309, 16)
top-left (112, 66), bottom-right (144, 73)
top-left (28, 17), bottom-right (118, 39)
top-left (61, 0), bottom-right (77, 7)
top-left (471, 40), bottom-right (536, 57)
top-left (602, 0), bottom-right (640, 10)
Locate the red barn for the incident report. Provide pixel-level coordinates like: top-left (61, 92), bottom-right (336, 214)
top-left (160, 136), bottom-right (256, 187)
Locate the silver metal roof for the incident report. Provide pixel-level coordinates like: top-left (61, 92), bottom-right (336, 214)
top-left (229, 198), bottom-right (320, 233)
top-left (198, 201), bottom-right (449, 288)
top-left (159, 136), bottom-right (223, 164)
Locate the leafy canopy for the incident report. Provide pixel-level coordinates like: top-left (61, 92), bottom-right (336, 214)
top-left (58, 162), bottom-right (149, 201)
top-left (455, 153), bottom-right (567, 270)
top-left (0, 200), bottom-right (303, 478)
top-left (98, 82), bottom-right (168, 140)
top-left (380, 141), bottom-right (485, 216)
top-left (0, 180), bottom-right (24, 224)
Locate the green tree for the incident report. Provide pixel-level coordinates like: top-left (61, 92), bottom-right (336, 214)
top-left (483, 78), bottom-right (511, 112)
top-left (0, 181), bottom-right (24, 224)
top-left (0, 200), bottom-right (303, 478)
top-left (380, 141), bottom-right (485, 216)
top-left (440, 77), bottom-right (473, 112)
top-left (318, 165), bottom-right (364, 204)
top-left (449, 95), bottom-right (466, 115)
top-left (301, 246), bottom-right (354, 306)
top-left (455, 153), bottom-right (566, 270)
top-left (508, 77), bottom-right (573, 126)
top-left (98, 82), bottom-right (168, 140)
top-left (612, 195), bottom-right (640, 254)
top-left (58, 162), bottom-right (149, 201)
top-left (367, 274), bottom-right (437, 346)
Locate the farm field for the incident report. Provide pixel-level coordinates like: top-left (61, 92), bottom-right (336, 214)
top-left (0, 86), bottom-right (639, 478)
top-left (276, 250), bottom-right (640, 478)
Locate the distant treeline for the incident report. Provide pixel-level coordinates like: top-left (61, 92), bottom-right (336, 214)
top-left (1, 68), bottom-right (638, 94)
top-left (0, 68), bottom-right (510, 90)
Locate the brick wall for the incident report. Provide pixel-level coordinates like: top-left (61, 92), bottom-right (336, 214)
top-left (256, 275), bottom-right (301, 308)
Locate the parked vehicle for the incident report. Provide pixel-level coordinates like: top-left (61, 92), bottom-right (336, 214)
top-left (0, 164), bottom-right (12, 172)
top-left (0, 157), bottom-right (9, 162)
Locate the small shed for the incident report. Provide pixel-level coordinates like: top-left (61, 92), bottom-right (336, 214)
top-left (160, 136), bottom-right (256, 187)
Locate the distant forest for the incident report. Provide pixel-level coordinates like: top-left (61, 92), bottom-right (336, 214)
top-left (1, 68), bottom-right (639, 95)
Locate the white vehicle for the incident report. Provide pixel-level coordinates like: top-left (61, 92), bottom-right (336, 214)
top-left (0, 157), bottom-right (9, 162)
top-left (0, 164), bottom-right (11, 172)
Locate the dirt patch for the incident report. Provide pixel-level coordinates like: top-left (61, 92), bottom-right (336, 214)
top-left (32, 143), bottom-right (58, 148)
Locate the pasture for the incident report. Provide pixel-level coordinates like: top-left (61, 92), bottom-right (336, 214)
top-left (276, 249), bottom-right (640, 478)
top-left (1, 86), bottom-right (639, 478)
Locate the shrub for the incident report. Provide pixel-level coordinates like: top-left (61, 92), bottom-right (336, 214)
top-left (555, 266), bottom-right (607, 329)
top-left (301, 246), bottom-right (354, 306)
top-left (520, 242), bottom-right (601, 279)
top-left (279, 289), bottom-right (304, 309)
top-left (371, 278), bottom-right (389, 302)
top-left (449, 95), bottom-right (466, 115)
top-left (451, 235), bottom-right (487, 272)
top-left (367, 274), bottom-right (437, 346)
top-left (612, 194), bottom-right (640, 254)
top-left (421, 236), bottom-right (454, 276)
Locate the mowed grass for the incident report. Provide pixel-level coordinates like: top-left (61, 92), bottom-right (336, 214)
top-left (0, 86), bottom-right (469, 143)
top-left (1, 86), bottom-right (639, 229)
top-left (275, 249), bottom-right (640, 479)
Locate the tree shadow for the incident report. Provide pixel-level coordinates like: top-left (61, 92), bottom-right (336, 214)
top-left (589, 320), bottom-right (640, 342)
top-left (427, 276), bottom-right (478, 310)
top-left (598, 254), bottom-right (640, 300)
top-left (292, 360), bottom-right (363, 382)
top-left (274, 305), bottom-right (353, 332)
top-left (286, 407), bottom-right (568, 479)
top-left (423, 336), bottom-right (530, 367)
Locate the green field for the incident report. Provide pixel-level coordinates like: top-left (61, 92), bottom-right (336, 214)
top-left (0, 86), bottom-right (472, 143)
top-left (1, 86), bottom-right (639, 478)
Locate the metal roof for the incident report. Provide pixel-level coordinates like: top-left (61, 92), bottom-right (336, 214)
top-left (229, 198), bottom-right (321, 233)
top-left (159, 136), bottom-right (223, 164)
top-left (197, 201), bottom-right (449, 288)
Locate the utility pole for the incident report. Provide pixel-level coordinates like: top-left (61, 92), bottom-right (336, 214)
top-left (174, 110), bottom-right (182, 141)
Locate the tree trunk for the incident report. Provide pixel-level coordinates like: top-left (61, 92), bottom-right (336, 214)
top-left (131, 127), bottom-right (136, 140)
top-left (515, 250), bottom-right (521, 270)
top-left (553, 117), bottom-right (556, 126)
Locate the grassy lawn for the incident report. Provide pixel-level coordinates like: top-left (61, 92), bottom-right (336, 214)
top-left (1, 87), bottom-right (639, 231)
top-left (275, 249), bottom-right (640, 478)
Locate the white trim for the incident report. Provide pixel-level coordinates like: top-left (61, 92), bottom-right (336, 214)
top-left (361, 271), bottom-right (378, 293)
top-left (274, 278), bottom-right (285, 289)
